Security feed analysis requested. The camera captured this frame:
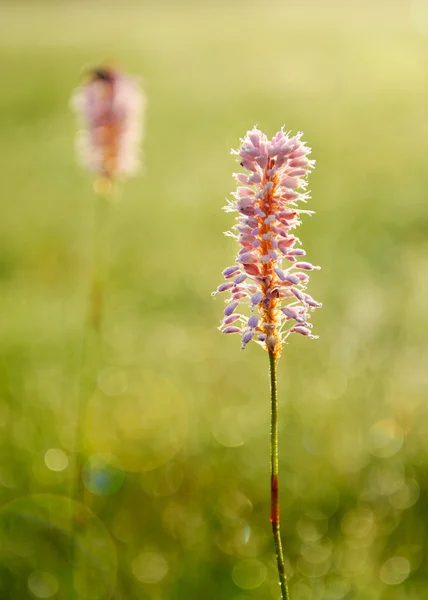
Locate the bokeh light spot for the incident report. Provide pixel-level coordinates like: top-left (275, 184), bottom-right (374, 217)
top-left (97, 366), bottom-right (128, 396)
top-left (73, 566), bottom-right (109, 599)
top-left (341, 508), bottom-right (374, 539)
top-left (369, 419), bottom-right (403, 458)
top-left (291, 581), bottom-right (312, 600)
top-left (212, 407), bottom-right (248, 447)
top-left (131, 552), bottom-right (168, 584)
top-left (27, 570), bottom-right (59, 598)
top-left (44, 448), bottom-right (68, 472)
top-left (232, 558), bottom-right (266, 590)
top-left (389, 479), bottom-right (420, 510)
top-left (82, 454), bottom-right (125, 496)
top-left (380, 556), bottom-right (410, 585)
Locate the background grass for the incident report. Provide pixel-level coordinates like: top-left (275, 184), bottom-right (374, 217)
top-left (0, 1), bottom-right (428, 598)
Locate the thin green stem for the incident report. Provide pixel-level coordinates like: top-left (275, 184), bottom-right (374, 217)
top-left (69, 190), bottom-right (112, 599)
top-left (269, 350), bottom-right (290, 600)
top-left (70, 190), bottom-right (113, 521)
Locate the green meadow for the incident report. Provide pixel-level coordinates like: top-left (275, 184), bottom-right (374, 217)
top-left (0, 1), bottom-right (428, 598)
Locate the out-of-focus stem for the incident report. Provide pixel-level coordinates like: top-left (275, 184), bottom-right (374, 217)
top-left (269, 350), bottom-right (290, 600)
top-left (71, 184), bottom-right (111, 506)
top-left (69, 185), bottom-right (112, 600)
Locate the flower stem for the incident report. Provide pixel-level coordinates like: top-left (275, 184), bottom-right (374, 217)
top-left (269, 350), bottom-right (290, 600)
top-left (71, 189), bottom-right (111, 506)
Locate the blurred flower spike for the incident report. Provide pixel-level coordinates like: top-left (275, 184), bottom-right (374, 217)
top-left (71, 65), bottom-right (145, 184)
top-left (213, 127), bottom-right (321, 358)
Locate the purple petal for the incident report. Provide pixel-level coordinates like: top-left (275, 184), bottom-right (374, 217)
top-left (284, 275), bottom-right (299, 285)
top-left (248, 315), bottom-right (259, 328)
top-left (222, 326), bottom-right (241, 334)
top-left (291, 326), bottom-right (311, 336)
top-left (224, 301), bottom-right (239, 316)
top-left (238, 252), bottom-right (258, 264)
top-left (223, 314), bottom-right (241, 325)
top-left (217, 282), bottom-right (234, 292)
top-left (274, 268), bottom-right (286, 281)
top-left (251, 292), bottom-right (263, 305)
top-left (241, 330), bottom-right (254, 345)
top-left (304, 294), bottom-right (322, 308)
top-left (222, 265), bottom-right (240, 278)
top-left (288, 248), bottom-right (306, 256)
top-left (295, 262), bottom-right (320, 271)
top-left (291, 287), bottom-right (305, 301)
top-left (234, 273), bottom-right (247, 284)
top-left (281, 306), bottom-right (299, 320)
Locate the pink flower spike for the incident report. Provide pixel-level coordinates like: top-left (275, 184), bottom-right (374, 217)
top-left (214, 126), bottom-right (320, 354)
top-left (71, 66), bottom-right (145, 182)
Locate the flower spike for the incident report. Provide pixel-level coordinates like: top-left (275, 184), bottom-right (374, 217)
top-left (213, 127), bottom-right (321, 358)
top-left (71, 66), bottom-right (145, 185)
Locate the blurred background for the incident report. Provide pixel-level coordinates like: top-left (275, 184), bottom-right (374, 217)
top-left (1, 0), bottom-right (428, 598)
